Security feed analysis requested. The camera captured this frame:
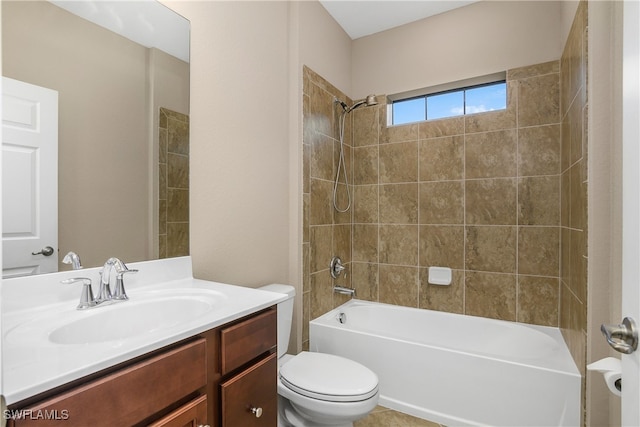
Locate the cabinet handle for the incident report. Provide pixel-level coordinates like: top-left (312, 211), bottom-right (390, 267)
top-left (197, 425), bottom-right (210, 427)
top-left (250, 406), bottom-right (263, 418)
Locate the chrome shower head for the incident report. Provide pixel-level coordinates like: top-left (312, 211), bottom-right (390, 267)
top-left (336, 94), bottom-right (379, 113)
top-left (364, 94), bottom-right (378, 107)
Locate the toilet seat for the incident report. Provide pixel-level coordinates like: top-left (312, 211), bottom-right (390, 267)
top-left (279, 352), bottom-right (379, 403)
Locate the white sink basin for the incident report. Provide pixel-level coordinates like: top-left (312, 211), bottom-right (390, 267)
top-left (49, 296), bottom-right (215, 345)
top-left (5, 288), bottom-right (224, 346)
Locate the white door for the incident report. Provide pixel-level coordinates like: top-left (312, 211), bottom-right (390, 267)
top-left (2, 77), bottom-right (58, 278)
top-left (621, 0), bottom-right (640, 424)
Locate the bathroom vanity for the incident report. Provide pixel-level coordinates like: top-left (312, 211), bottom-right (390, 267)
top-left (2, 257), bottom-right (284, 426)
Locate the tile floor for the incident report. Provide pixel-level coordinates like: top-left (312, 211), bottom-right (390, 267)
top-left (354, 406), bottom-right (443, 427)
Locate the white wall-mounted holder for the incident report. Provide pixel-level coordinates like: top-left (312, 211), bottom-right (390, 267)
top-left (428, 267), bottom-right (452, 286)
top-left (587, 357), bottom-right (622, 396)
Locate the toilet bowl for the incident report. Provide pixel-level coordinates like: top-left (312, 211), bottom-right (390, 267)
top-left (258, 284), bottom-right (379, 427)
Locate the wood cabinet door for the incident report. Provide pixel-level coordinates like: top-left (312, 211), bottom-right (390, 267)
top-left (220, 353), bottom-right (277, 427)
top-left (9, 340), bottom-right (206, 427)
top-left (220, 309), bottom-right (277, 376)
top-left (147, 395), bottom-right (208, 427)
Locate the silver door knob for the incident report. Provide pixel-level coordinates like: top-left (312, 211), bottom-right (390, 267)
top-left (601, 317), bottom-right (638, 354)
top-left (32, 246), bottom-right (54, 256)
top-left (250, 406), bottom-right (263, 418)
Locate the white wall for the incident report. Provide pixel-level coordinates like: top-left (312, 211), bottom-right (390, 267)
top-left (351, 0), bottom-right (563, 99)
top-left (587, 2), bottom-right (623, 425)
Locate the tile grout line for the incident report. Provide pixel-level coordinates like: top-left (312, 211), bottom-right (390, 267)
top-left (462, 115), bottom-right (467, 315)
top-left (376, 106), bottom-right (381, 303)
top-left (416, 120), bottom-right (421, 308)
top-left (515, 79), bottom-right (520, 324)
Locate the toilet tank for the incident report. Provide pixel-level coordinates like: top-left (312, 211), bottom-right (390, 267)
top-left (258, 284), bottom-right (295, 358)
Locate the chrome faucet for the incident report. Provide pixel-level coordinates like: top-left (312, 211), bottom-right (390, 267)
top-left (333, 286), bottom-right (356, 298)
top-left (62, 251), bottom-right (83, 270)
top-left (61, 258), bottom-right (137, 310)
top-left (96, 257), bottom-right (137, 304)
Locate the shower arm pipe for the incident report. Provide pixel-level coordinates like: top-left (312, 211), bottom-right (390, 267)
top-left (336, 94), bottom-right (378, 114)
top-left (344, 99), bottom-right (367, 113)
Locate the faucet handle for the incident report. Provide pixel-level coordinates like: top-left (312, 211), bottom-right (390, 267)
top-left (112, 269), bottom-right (138, 301)
top-left (330, 256), bottom-right (346, 279)
top-left (61, 277), bottom-right (96, 310)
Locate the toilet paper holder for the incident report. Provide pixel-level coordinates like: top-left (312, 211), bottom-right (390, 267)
top-left (587, 357), bottom-right (623, 396)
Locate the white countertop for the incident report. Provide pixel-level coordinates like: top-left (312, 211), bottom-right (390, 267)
top-left (2, 257), bottom-right (287, 404)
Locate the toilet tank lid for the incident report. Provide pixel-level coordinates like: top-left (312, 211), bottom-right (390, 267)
top-left (259, 284), bottom-right (296, 298)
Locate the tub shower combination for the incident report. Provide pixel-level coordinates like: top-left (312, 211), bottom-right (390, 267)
top-left (310, 300), bottom-right (580, 427)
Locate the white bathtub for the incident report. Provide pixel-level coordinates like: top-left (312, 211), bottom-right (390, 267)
top-left (309, 299), bottom-right (580, 427)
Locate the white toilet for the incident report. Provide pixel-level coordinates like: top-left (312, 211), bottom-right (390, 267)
top-left (259, 284), bottom-right (379, 427)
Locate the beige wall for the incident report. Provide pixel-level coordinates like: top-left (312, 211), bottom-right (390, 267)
top-left (292, 1), bottom-right (352, 350)
top-left (351, 1), bottom-right (564, 100)
top-left (297, 1), bottom-right (352, 98)
top-left (3, 1), bottom-right (151, 269)
top-left (165, 0), bottom-right (352, 351)
top-left (166, 1), bottom-right (291, 287)
top-left (561, 1), bottom-right (581, 48)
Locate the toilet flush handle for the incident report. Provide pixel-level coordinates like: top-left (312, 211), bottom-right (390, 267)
top-left (250, 406), bottom-right (263, 418)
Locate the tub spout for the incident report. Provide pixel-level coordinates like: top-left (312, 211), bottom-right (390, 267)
top-left (334, 286), bottom-right (356, 298)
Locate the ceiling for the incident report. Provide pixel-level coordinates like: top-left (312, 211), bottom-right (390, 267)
top-left (319, 0), bottom-right (479, 40)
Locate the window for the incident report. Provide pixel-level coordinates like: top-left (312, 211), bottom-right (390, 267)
top-left (391, 80), bottom-right (507, 126)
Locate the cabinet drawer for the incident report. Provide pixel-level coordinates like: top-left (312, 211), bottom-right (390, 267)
top-left (220, 352), bottom-right (277, 427)
top-left (11, 339), bottom-right (207, 427)
top-left (220, 309), bottom-right (276, 375)
top-left (148, 394), bottom-right (208, 427)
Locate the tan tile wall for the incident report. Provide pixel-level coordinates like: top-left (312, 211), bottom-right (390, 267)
top-left (303, 60), bottom-right (563, 349)
top-left (560, 0), bottom-right (588, 398)
top-left (302, 67), bottom-right (354, 348)
top-left (159, 107), bottom-right (190, 258)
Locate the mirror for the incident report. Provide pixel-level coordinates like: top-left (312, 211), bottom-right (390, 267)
top-left (2, 0), bottom-right (190, 275)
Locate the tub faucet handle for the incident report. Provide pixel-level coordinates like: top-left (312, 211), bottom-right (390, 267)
top-left (330, 256), bottom-right (346, 279)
